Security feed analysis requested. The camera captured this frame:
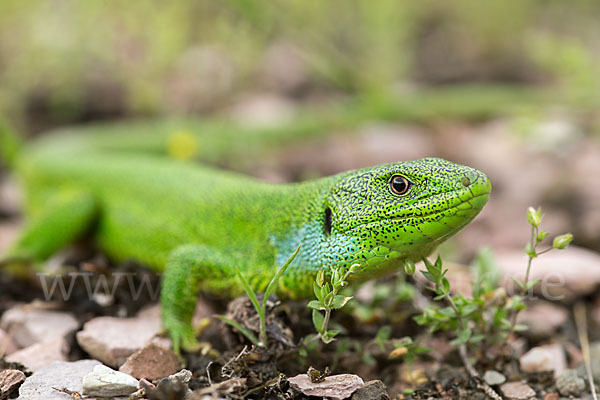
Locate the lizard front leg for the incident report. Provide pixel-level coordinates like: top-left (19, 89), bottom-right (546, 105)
top-left (161, 244), bottom-right (241, 354)
top-left (1, 188), bottom-right (97, 277)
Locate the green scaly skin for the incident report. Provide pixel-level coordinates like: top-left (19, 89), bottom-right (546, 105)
top-left (1, 131), bottom-right (491, 353)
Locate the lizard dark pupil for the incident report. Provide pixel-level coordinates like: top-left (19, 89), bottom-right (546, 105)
top-left (390, 176), bottom-right (410, 195)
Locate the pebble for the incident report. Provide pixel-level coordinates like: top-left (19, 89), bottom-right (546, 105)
top-left (82, 364), bottom-right (139, 397)
top-left (76, 306), bottom-right (162, 367)
top-left (17, 359), bottom-right (101, 400)
top-left (516, 301), bottom-right (568, 339)
top-left (119, 342), bottom-right (181, 380)
top-left (483, 370), bottom-right (506, 386)
top-left (6, 337), bottom-right (68, 371)
top-left (499, 381), bottom-right (536, 400)
top-left (519, 344), bottom-right (566, 377)
top-left (0, 328), bottom-right (18, 355)
top-left (0, 369), bottom-right (26, 399)
top-left (350, 380), bottom-right (389, 400)
top-left (555, 369), bottom-right (585, 397)
top-left (288, 373), bottom-right (364, 400)
top-left (498, 246), bottom-right (600, 301)
top-left (0, 304), bottom-right (79, 348)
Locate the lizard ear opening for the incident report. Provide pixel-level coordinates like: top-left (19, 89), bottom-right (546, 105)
top-left (324, 207), bottom-right (332, 235)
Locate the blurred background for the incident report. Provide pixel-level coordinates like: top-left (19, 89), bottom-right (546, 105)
top-left (1, 0), bottom-right (599, 259)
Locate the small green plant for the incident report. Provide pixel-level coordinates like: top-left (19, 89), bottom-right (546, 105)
top-left (217, 245), bottom-right (301, 347)
top-left (373, 326), bottom-right (430, 362)
top-left (306, 264), bottom-right (357, 344)
top-left (508, 206), bottom-right (573, 328)
top-left (413, 205), bottom-right (573, 397)
top-left (415, 206), bottom-right (573, 353)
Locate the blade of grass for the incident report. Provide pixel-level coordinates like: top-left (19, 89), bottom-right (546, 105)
top-left (215, 315), bottom-right (259, 346)
top-left (263, 245), bottom-right (301, 302)
top-left (234, 265), bottom-right (262, 316)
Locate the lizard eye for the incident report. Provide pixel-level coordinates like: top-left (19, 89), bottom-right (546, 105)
top-left (390, 175), bottom-right (411, 195)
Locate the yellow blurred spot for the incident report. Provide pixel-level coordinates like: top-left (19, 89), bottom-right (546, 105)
top-left (388, 346), bottom-right (409, 359)
top-left (401, 367), bottom-right (428, 386)
top-left (167, 130), bottom-right (198, 161)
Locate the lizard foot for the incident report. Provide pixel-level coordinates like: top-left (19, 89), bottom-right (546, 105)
top-left (166, 322), bottom-right (219, 358)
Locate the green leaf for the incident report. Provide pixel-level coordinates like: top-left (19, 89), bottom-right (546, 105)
top-left (511, 277), bottom-right (526, 291)
top-left (307, 300), bottom-right (326, 310)
top-left (215, 315), bottom-right (259, 346)
top-left (422, 257), bottom-right (433, 270)
top-left (451, 328), bottom-right (472, 346)
top-left (469, 334), bottom-right (485, 343)
top-left (437, 306), bottom-right (456, 318)
top-left (471, 247), bottom-right (500, 298)
top-left (460, 304), bottom-right (478, 317)
top-left (536, 230), bottom-right (549, 242)
top-left (435, 255), bottom-right (443, 269)
top-left (330, 295), bottom-right (353, 310)
top-left (433, 293), bottom-right (448, 301)
top-left (322, 329), bottom-right (340, 343)
top-left (525, 279), bottom-right (540, 290)
top-left (420, 270), bottom-right (436, 283)
top-left (375, 326), bottom-right (392, 351)
top-left (524, 243), bottom-right (537, 258)
top-left (441, 277), bottom-right (450, 294)
top-left (415, 346), bottom-right (432, 354)
top-left (324, 291), bottom-right (334, 305)
top-left (233, 266), bottom-right (262, 317)
top-left (313, 282), bottom-right (325, 303)
top-left (312, 309), bottom-right (325, 334)
top-left (362, 353), bottom-right (376, 365)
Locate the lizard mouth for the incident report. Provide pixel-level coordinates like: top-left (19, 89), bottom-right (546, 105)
top-left (349, 190), bottom-right (490, 234)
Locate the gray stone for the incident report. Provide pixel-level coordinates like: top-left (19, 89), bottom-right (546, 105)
top-left (6, 337), bottom-right (68, 371)
top-left (76, 306), bottom-right (162, 367)
top-left (483, 370), bottom-right (506, 386)
top-left (288, 373), bottom-right (364, 400)
top-left (556, 369), bottom-right (586, 397)
top-left (17, 360), bottom-right (101, 400)
top-left (0, 304), bottom-right (79, 348)
top-left (516, 301), bottom-right (568, 339)
top-left (519, 343), bottom-right (566, 377)
top-left (171, 369), bottom-right (192, 384)
top-left (499, 381), bottom-right (536, 400)
top-left (499, 246), bottom-right (600, 301)
top-left (350, 380), bottom-right (389, 400)
top-left (82, 364), bottom-right (139, 397)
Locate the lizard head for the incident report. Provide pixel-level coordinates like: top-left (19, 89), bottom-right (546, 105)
top-left (321, 157), bottom-right (491, 276)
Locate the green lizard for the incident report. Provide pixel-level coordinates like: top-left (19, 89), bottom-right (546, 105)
top-left (0, 126), bottom-right (491, 353)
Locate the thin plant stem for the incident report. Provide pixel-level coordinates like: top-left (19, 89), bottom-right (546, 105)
top-left (574, 302), bottom-right (598, 400)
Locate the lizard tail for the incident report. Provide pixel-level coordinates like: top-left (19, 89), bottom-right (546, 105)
top-left (0, 117), bottom-right (21, 170)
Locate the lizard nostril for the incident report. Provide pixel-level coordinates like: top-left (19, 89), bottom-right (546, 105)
top-left (461, 176), bottom-right (472, 187)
